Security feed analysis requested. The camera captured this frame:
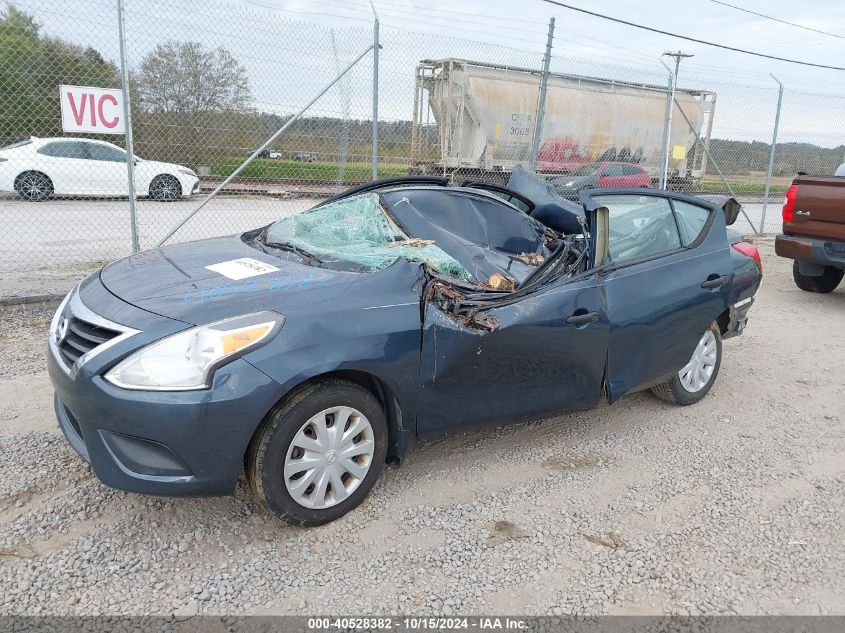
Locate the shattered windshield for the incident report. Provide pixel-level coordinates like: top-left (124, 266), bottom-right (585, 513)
top-left (264, 193), bottom-right (470, 279)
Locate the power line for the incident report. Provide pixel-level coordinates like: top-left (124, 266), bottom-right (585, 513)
top-left (540, 0), bottom-right (845, 71)
top-left (708, 0), bottom-right (845, 41)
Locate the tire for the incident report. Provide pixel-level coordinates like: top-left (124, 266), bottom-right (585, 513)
top-left (149, 174), bottom-right (182, 201)
top-left (14, 171), bottom-right (53, 202)
top-left (246, 379), bottom-right (388, 526)
top-left (651, 322), bottom-right (722, 406)
top-left (792, 262), bottom-right (843, 293)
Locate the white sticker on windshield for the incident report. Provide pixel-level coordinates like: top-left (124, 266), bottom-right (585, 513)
top-left (205, 258), bottom-right (280, 280)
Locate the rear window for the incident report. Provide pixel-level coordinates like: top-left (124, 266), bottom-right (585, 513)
top-left (38, 141), bottom-right (86, 158)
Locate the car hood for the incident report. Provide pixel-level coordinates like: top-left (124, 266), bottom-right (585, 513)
top-left (100, 235), bottom-right (358, 324)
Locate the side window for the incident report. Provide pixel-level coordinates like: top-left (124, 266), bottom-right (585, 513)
top-left (604, 164), bottom-right (624, 177)
top-left (593, 194), bottom-right (682, 264)
top-left (672, 200), bottom-right (712, 246)
top-left (622, 165), bottom-right (642, 176)
top-left (85, 143), bottom-right (126, 162)
top-left (38, 141), bottom-right (86, 159)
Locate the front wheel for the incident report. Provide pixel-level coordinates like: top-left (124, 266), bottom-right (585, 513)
top-left (247, 379), bottom-right (388, 526)
top-left (651, 323), bottom-right (722, 405)
top-left (149, 174), bottom-right (182, 201)
top-left (793, 262), bottom-right (843, 293)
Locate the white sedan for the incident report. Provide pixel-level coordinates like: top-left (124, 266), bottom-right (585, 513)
top-left (0, 137), bottom-right (199, 201)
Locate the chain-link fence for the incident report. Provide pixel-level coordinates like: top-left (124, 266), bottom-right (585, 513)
top-left (2, 0), bottom-right (844, 288)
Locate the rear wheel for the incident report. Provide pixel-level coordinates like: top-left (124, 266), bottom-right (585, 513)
top-left (149, 174), bottom-right (182, 201)
top-left (14, 171), bottom-right (53, 202)
top-left (792, 262), bottom-right (843, 293)
top-left (247, 379), bottom-right (388, 526)
top-left (651, 323), bottom-right (722, 405)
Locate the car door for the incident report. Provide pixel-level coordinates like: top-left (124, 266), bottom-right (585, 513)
top-left (417, 272), bottom-right (609, 434)
top-left (581, 190), bottom-right (733, 401)
top-left (83, 142), bottom-right (128, 195)
top-left (36, 141), bottom-right (89, 195)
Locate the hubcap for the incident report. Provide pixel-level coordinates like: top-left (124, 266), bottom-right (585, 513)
top-left (678, 328), bottom-right (718, 393)
top-left (284, 406), bottom-right (375, 509)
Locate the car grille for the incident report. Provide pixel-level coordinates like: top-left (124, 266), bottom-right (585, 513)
top-left (58, 315), bottom-right (121, 367)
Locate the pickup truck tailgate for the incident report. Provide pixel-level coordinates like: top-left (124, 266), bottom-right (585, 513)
top-left (788, 176), bottom-right (845, 241)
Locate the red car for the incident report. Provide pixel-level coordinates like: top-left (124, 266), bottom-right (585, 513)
top-left (551, 162), bottom-right (652, 199)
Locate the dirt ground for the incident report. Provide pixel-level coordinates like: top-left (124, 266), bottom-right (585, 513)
top-left (0, 237), bottom-right (843, 616)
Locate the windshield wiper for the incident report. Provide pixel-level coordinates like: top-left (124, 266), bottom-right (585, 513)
top-left (257, 231), bottom-right (324, 265)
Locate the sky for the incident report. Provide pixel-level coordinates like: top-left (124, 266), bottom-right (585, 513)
top-left (255, 0), bottom-right (845, 86)
top-left (18, 0), bottom-right (845, 147)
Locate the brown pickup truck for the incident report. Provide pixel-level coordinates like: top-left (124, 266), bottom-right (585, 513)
top-left (775, 173), bottom-right (845, 293)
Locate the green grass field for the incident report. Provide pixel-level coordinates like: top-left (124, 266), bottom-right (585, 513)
top-left (211, 158), bottom-right (408, 183)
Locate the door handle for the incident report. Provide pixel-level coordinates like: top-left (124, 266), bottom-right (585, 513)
top-left (566, 311), bottom-right (599, 326)
top-left (701, 275), bottom-right (728, 290)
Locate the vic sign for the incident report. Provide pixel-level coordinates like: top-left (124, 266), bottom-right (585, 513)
top-left (59, 85), bottom-right (125, 134)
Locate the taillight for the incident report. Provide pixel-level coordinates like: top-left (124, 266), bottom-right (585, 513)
top-left (732, 241), bottom-right (762, 272)
top-left (782, 184), bottom-right (798, 223)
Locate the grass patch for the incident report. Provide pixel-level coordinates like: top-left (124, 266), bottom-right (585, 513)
top-left (695, 177), bottom-right (789, 196)
top-left (210, 158), bottom-right (408, 183)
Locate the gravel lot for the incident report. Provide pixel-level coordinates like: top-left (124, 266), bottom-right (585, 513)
top-left (0, 238), bottom-right (843, 617)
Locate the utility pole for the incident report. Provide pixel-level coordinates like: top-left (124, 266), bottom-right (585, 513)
top-left (661, 50), bottom-right (693, 190)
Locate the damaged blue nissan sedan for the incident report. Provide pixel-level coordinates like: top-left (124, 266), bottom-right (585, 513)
top-left (48, 167), bottom-right (762, 525)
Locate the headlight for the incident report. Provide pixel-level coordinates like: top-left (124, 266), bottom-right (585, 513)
top-left (105, 312), bottom-right (283, 391)
top-left (178, 168), bottom-right (196, 177)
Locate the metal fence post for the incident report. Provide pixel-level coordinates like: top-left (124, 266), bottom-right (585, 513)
top-left (761, 75), bottom-right (784, 234)
top-left (529, 17), bottom-right (555, 171)
top-left (330, 30), bottom-right (350, 187)
top-left (658, 67), bottom-right (673, 190)
top-left (116, 0), bottom-right (139, 253)
top-left (370, 2), bottom-right (380, 181)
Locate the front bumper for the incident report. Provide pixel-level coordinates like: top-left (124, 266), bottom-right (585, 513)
top-left (47, 287), bottom-right (284, 497)
top-left (775, 234), bottom-right (845, 270)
